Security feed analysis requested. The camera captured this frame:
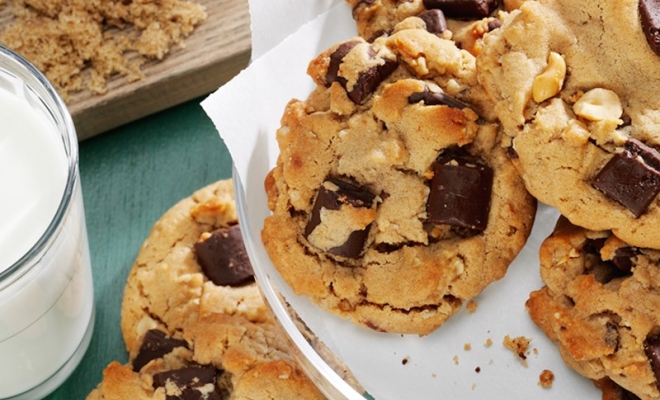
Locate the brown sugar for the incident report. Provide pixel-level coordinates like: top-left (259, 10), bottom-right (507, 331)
top-left (0, 0), bottom-right (207, 99)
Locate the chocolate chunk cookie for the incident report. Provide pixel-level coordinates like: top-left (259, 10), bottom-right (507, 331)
top-left (477, 0), bottom-right (660, 249)
top-left (345, 0), bottom-right (516, 55)
top-left (527, 216), bottom-right (660, 400)
top-left (108, 179), bottom-right (324, 399)
top-left (120, 180), bottom-right (266, 352)
top-left (262, 23), bottom-right (536, 335)
top-left (86, 319), bottom-right (324, 400)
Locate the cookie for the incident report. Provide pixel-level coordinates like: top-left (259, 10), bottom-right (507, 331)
top-left (527, 216), bottom-right (660, 400)
top-left (96, 179), bottom-right (326, 399)
top-left (86, 317), bottom-right (324, 400)
top-left (262, 23), bottom-right (536, 335)
top-left (477, 0), bottom-right (660, 249)
top-left (345, 0), bottom-right (518, 55)
top-left (120, 179), bottom-right (266, 352)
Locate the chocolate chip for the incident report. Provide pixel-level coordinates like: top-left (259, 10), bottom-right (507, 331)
top-left (153, 365), bottom-right (222, 400)
top-left (592, 140), bottom-right (660, 217)
top-left (325, 41), bottom-right (359, 86)
top-left (194, 225), bottom-right (254, 287)
top-left (640, 0), bottom-right (660, 56)
top-left (132, 330), bottom-right (188, 372)
top-left (644, 333), bottom-right (660, 384)
top-left (426, 152), bottom-right (493, 232)
top-left (423, 0), bottom-right (500, 19)
top-left (417, 9), bottom-right (448, 35)
top-left (408, 85), bottom-right (472, 110)
top-left (582, 239), bottom-right (634, 284)
top-left (305, 178), bottom-right (376, 259)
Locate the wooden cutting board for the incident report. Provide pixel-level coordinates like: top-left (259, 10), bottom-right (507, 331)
top-left (1, 0), bottom-right (252, 141)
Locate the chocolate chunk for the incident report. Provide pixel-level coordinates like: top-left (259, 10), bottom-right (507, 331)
top-left (325, 41), bottom-right (359, 86)
top-left (352, 0), bottom-right (376, 15)
top-left (592, 140), bottom-right (660, 217)
top-left (417, 9), bottom-right (448, 35)
top-left (367, 30), bottom-right (389, 43)
top-left (427, 152), bottom-right (493, 232)
top-left (612, 246), bottom-right (637, 272)
top-left (325, 42), bottom-right (398, 104)
top-left (153, 365), bottom-right (222, 400)
top-left (487, 19), bottom-right (502, 31)
top-left (305, 178), bottom-right (376, 258)
top-left (644, 333), bottom-right (660, 384)
top-left (408, 85), bottom-right (472, 110)
top-left (348, 57), bottom-right (399, 104)
top-left (194, 225), bottom-right (254, 287)
top-left (132, 330), bottom-right (188, 372)
top-left (423, 0), bottom-right (500, 19)
top-left (506, 145), bottom-right (519, 159)
top-left (626, 138), bottom-right (660, 171)
top-left (640, 0), bottom-right (660, 56)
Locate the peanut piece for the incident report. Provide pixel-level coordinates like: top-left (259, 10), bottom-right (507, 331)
top-left (572, 88), bottom-right (623, 122)
top-left (533, 52), bottom-right (566, 103)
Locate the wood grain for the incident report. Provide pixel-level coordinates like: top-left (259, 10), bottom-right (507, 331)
top-left (2, 0), bottom-right (251, 140)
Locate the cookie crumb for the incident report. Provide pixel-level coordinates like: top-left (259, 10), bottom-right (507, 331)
top-left (503, 335), bottom-right (531, 367)
top-left (466, 300), bottom-right (478, 313)
top-left (538, 369), bottom-right (555, 388)
top-left (464, 343), bottom-right (472, 351)
top-left (453, 355), bottom-right (459, 365)
top-left (484, 338), bottom-right (493, 348)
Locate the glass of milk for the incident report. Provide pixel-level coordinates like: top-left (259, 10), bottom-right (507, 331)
top-left (0, 45), bottom-right (95, 399)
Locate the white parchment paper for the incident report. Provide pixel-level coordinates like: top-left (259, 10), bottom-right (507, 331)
top-left (202, 2), bottom-right (602, 399)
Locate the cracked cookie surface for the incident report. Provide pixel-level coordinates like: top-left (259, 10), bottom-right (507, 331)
top-left (112, 179), bottom-right (324, 399)
top-left (527, 216), bottom-right (660, 400)
top-left (262, 23), bottom-right (536, 335)
top-left (477, 0), bottom-right (660, 249)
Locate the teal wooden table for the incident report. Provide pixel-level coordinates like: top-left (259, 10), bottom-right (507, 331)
top-left (43, 96), bottom-right (233, 399)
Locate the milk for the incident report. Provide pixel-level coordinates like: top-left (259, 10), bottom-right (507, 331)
top-left (0, 88), bottom-right (67, 270)
top-left (0, 47), bottom-right (94, 399)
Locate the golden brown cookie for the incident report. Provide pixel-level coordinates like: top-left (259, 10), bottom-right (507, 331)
top-left (345, 0), bottom-right (515, 56)
top-left (527, 216), bottom-right (660, 400)
top-left (262, 23), bottom-right (536, 335)
top-left (86, 317), bottom-right (324, 400)
top-left (87, 179), bottom-right (325, 399)
top-left (477, 0), bottom-right (660, 249)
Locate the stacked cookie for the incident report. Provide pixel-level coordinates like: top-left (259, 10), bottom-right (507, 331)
top-left (262, 2), bottom-right (537, 336)
top-left (260, 0), bottom-right (660, 398)
top-left (86, 180), bottom-right (326, 399)
top-left (475, 0), bottom-right (660, 398)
